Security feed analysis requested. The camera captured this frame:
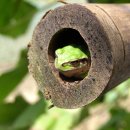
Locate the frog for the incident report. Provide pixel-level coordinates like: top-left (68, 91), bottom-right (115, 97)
top-left (54, 44), bottom-right (91, 79)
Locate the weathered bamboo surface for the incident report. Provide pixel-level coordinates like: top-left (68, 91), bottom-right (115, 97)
top-left (28, 4), bottom-right (130, 109)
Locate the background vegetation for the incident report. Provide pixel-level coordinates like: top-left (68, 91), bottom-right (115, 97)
top-left (0, 0), bottom-right (130, 130)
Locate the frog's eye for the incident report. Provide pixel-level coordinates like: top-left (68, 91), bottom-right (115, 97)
top-left (70, 60), bottom-right (80, 67)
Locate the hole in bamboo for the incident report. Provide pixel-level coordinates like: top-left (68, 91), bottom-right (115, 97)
top-left (48, 28), bottom-right (91, 82)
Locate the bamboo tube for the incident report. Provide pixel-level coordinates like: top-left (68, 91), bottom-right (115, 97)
top-left (28, 4), bottom-right (130, 109)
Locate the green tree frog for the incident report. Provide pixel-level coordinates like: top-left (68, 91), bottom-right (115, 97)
top-left (54, 44), bottom-right (91, 78)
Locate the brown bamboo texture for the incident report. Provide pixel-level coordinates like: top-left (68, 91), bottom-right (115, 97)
top-left (28, 4), bottom-right (130, 109)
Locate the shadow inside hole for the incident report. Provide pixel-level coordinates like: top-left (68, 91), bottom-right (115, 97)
top-left (59, 73), bottom-right (83, 82)
top-left (48, 28), bottom-right (90, 82)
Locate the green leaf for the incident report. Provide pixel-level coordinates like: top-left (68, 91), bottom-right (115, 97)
top-left (0, 49), bottom-right (28, 102)
top-left (0, 98), bottom-right (47, 130)
top-left (32, 108), bottom-right (74, 130)
top-left (99, 107), bottom-right (130, 130)
top-left (0, 0), bottom-right (37, 37)
top-left (0, 96), bottom-right (29, 126)
top-left (12, 99), bottom-right (47, 129)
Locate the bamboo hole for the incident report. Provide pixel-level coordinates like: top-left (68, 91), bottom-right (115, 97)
top-left (48, 28), bottom-right (91, 82)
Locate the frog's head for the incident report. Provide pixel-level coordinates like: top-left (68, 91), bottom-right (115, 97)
top-left (54, 44), bottom-right (90, 78)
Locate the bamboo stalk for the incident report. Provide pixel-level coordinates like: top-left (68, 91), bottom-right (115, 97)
top-left (28, 4), bottom-right (130, 109)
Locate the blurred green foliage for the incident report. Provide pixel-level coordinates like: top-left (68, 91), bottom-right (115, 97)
top-left (0, 49), bottom-right (28, 102)
top-left (0, 0), bottom-right (130, 130)
top-left (99, 107), bottom-right (130, 130)
top-left (0, 96), bottom-right (29, 127)
top-left (0, 97), bottom-right (47, 130)
top-left (12, 98), bottom-right (47, 130)
top-left (0, 0), bottom-right (37, 38)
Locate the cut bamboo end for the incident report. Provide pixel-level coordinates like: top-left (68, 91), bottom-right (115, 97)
top-left (28, 4), bottom-right (130, 109)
